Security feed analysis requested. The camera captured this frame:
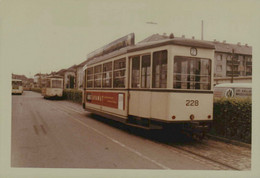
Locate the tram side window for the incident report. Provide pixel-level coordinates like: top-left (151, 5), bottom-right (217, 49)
top-left (94, 65), bottom-right (102, 88)
top-left (173, 56), bottom-right (211, 90)
top-left (102, 62), bottom-right (112, 88)
top-left (114, 58), bottom-right (126, 88)
top-left (131, 56), bottom-right (140, 88)
top-left (152, 50), bottom-right (167, 88)
top-left (86, 67), bottom-right (94, 88)
top-left (141, 55), bottom-right (151, 88)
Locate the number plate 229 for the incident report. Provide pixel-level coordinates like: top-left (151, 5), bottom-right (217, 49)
top-left (186, 100), bottom-right (199, 106)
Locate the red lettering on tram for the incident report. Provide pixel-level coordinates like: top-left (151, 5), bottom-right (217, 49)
top-left (86, 92), bottom-right (125, 110)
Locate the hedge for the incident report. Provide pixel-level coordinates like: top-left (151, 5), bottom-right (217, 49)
top-left (211, 97), bottom-right (251, 144)
top-left (63, 89), bottom-right (82, 104)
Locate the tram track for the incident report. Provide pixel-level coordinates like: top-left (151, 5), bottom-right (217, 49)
top-left (45, 99), bottom-right (250, 170)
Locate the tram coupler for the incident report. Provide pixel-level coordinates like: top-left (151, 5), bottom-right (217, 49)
top-left (182, 121), bottom-right (209, 140)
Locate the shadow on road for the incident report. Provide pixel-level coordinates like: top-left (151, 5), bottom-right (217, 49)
top-left (87, 113), bottom-right (198, 146)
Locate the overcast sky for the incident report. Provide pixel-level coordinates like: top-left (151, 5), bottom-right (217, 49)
top-left (0, 0), bottom-right (259, 79)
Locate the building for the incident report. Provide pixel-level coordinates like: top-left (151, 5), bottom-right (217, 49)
top-left (76, 60), bottom-right (88, 90)
top-left (12, 74), bottom-right (34, 89)
top-left (33, 73), bottom-right (48, 88)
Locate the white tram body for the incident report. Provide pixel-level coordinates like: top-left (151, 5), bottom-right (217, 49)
top-left (12, 79), bottom-right (23, 95)
top-left (42, 76), bottom-right (63, 98)
top-left (83, 33), bottom-right (215, 135)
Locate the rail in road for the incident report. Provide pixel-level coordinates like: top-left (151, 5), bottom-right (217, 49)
top-left (11, 91), bottom-right (251, 170)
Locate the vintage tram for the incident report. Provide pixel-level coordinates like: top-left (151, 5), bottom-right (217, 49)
top-left (12, 79), bottom-right (23, 95)
top-left (82, 33), bottom-right (215, 138)
top-left (42, 75), bottom-right (63, 99)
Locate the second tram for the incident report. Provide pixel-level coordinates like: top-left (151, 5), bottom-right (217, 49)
top-left (42, 75), bottom-right (63, 99)
top-left (12, 79), bottom-right (23, 95)
top-left (83, 33), bottom-right (215, 138)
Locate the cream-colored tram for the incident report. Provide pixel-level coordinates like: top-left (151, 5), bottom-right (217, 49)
top-left (12, 79), bottom-right (23, 95)
top-left (83, 33), bottom-right (215, 138)
top-left (42, 75), bottom-right (63, 99)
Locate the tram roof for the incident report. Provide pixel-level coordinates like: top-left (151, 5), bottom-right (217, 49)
top-left (85, 37), bottom-right (215, 66)
top-left (12, 79), bottom-right (22, 82)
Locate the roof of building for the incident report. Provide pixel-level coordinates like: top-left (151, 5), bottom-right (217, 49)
top-left (77, 59), bottom-right (88, 67)
top-left (12, 74), bottom-right (28, 80)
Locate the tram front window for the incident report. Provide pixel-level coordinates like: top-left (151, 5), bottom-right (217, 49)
top-left (52, 80), bottom-right (62, 88)
top-left (173, 56), bottom-right (211, 90)
top-left (12, 81), bottom-right (22, 89)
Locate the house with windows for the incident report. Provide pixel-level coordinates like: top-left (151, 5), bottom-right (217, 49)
top-left (213, 41), bottom-right (252, 84)
top-left (57, 65), bottom-right (77, 89)
top-left (75, 60), bottom-right (88, 90)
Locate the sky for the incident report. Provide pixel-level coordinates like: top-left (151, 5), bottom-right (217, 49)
top-left (0, 0), bottom-right (259, 78)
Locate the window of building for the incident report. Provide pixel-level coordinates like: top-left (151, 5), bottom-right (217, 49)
top-left (113, 58), bottom-right (126, 88)
top-left (216, 65), bottom-right (222, 72)
top-left (131, 56), bottom-right (140, 88)
top-left (67, 75), bottom-right (75, 89)
top-left (102, 62), bottom-right (112, 88)
top-left (141, 55), bottom-right (151, 88)
top-left (86, 67), bottom-right (94, 88)
top-left (94, 65), bottom-right (102, 88)
top-left (152, 50), bottom-right (167, 88)
top-left (173, 56), bottom-right (211, 90)
top-left (227, 55), bottom-right (232, 61)
top-left (217, 54), bottom-right (222, 61)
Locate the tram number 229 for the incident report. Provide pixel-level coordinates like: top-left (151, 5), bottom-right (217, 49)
top-left (186, 100), bottom-right (199, 106)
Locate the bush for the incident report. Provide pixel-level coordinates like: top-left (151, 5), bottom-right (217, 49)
top-left (211, 97), bottom-right (251, 143)
top-left (63, 89), bottom-right (82, 104)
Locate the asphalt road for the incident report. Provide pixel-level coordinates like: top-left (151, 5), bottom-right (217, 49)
top-left (11, 91), bottom-right (220, 169)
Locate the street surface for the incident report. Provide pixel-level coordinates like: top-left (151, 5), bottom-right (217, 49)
top-left (11, 91), bottom-right (250, 170)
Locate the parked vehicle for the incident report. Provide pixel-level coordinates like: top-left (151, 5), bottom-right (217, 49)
top-left (12, 79), bottom-right (23, 95)
top-left (42, 75), bottom-right (63, 99)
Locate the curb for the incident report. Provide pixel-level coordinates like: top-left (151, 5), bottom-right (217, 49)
top-left (207, 134), bottom-right (251, 149)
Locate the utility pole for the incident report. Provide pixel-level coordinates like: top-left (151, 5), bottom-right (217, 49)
top-left (201, 20), bottom-right (204, 40)
top-left (231, 49), bottom-right (234, 83)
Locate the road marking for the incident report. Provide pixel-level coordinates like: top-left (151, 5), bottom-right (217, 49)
top-left (46, 102), bottom-right (170, 169)
top-left (33, 125), bottom-right (39, 135)
top-left (40, 125), bottom-right (47, 134)
top-left (47, 101), bottom-right (84, 115)
top-left (72, 118), bottom-right (171, 169)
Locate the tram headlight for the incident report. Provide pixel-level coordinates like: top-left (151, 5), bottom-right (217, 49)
top-left (172, 115), bottom-right (176, 120)
top-left (190, 114), bottom-right (195, 120)
top-left (208, 115), bottom-right (211, 119)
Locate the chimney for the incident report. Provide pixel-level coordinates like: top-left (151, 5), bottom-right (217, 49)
top-left (181, 35), bottom-right (185, 38)
top-left (223, 40), bottom-right (226, 43)
top-left (237, 42), bottom-right (241, 46)
top-left (169, 33), bottom-right (174, 39)
top-left (192, 36), bottom-right (195, 39)
top-left (245, 43), bottom-right (248, 47)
